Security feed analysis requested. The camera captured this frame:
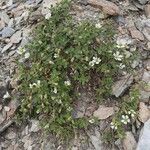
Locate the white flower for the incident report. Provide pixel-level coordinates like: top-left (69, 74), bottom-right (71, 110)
top-left (85, 56), bottom-right (88, 61)
top-left (95, 58), bottom-right (101, 64)
top-left (89, 119), bottom-right (95, 124)
top-left (24, 52), bottom-right (30, 59)
top-left (57, 99), bottom-right (62, 104)
top-left (95, 23), bottom-right (102, 29)
top-left (119, 63), bottom-right (125, 69)
top-left (54, 53), bottom-right (59, 58)
top-left (37, 80), bottom-right (41, 87)
top-left (110, 122), bottom-right (118, 130)
top-left (71, 57), bottom-right (74, 62)
top-left (128, 109), bottom-right (136, 118)
top-left (89, 61), bottom-right (95, 67)
top-left (64, 80), bottom-right (71, 86)
top-left (45, 13), bottom-right (51, 20)
top-left (29, 84), bottom-right (33, 89)
top-left (113, 51), bottom-right (123, 61)
top-left (93, 57), bottom-right (101, 64)
top-left (3, 91), bottom-right (11, 99)
top-left (49, 60), bottom-right (54, 64)
top-left (67, 107), bottom-right (72, 111)
top-left (121, 115), bottom-right (130, 125)
top-left (53, 87), bottom-right (57, 94)
top-left (116, 44), bottom-right (126, 49)
top-left (89, 56), bottom-right (101, 66)
top-left (29, 80), bottom-right (41, 89)
top-left (92, 57), bottom-right (97, 62)
top-left (17, 47), bottom-right (26, 55)
top-left (32, 83), bottom-right (37, 86)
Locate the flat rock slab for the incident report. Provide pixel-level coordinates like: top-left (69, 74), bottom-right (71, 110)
top-left (1, 27), bottom-right (15, 38)
top-left (1, 43), bottom-right (12, 53)
top-left (10, 30), bottom-right (22, 44)
top-left (87, 0), bottom-right (120, 16)
top-left (137, 119), bottom-right (150, 150)
top-left (129, 26), bottom-right (144, 41)
top-left (93, 105), bottom-right (114, 120)
top-left (123, 132), bottom-right (137, 150)
top-left (138, 102), bottom-right (150, 123)
top-left (138, 0), bottom-right (148, 5)
top-left (145, 4), bottom-right (150, 18)
top-left (112, 74), bottom-right (133, 97)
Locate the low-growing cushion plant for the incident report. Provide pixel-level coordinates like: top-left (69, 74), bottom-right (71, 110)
top-left (17, 0), bottom-right (136, 139)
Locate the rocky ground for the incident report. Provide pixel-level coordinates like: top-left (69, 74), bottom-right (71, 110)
top-left (0, 0), bottom-right (150, 149)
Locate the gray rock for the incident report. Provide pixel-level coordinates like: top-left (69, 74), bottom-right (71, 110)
top-left (112, 74), bottom-right (133, 97)
top-left (143, 27), bottom-right (150, 41)
top-left (131, 60), bottom-right (140, 68)
top-left (135, 19), bottom-right (150, 41)
top-left (145, 4), bottom-right (150, 18)
top-left (1, 27), bottom-right (15, 38)
top-left (137, 119), bottom-right (150, 150)
top-left (22, 135), bottom-right (33, 150)
top-left (138, 0), bottom-right (148, 5)
top-left (10, 30), bottom-right (22, 44)
top-left (142, 70), bottom-right (150, 82)
top-left (0, 111), bottom-right (6, 125)
top-left (87, 130), bottom-right (103, 150)
top-left (93, 105), bottom-right (114, 120)
top-left (36, 0), bottom-right (43, 5)
top-left (140, 89), bottom-right (150, 102)
top-left (0, 20), bottom-right (5, 31)
top-left (5, 130), bottom-right (16, 139)
top-left (1, 43), bottom-right (12, 53)
top-left (138, 102), bottom-right (150, 123)
top-left (30, 119), bottom-right (40, 132)
top-left (0, 12), bottom-right (10, 25)
top-left (123, 132), bottom-right (137, 150)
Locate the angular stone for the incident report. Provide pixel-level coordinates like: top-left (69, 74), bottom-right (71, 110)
top-left (28, 8), bottom-right (43, 23)
top-left (30, 120), bottom-right (40, 132)
top-left (5, 130), bottom-right (16, 139)
top-left (7, 99), bottom-right (19, 119)
top-left (140, 89), bottom-right (150, 102)
top-left (0, 110), bottom-right (6, 125)
top-left (0, 20), bottom-right (5, 31)
top-left (88, 0), bottom-right (120, 16)
top-left (137, 119), bottom-right (150, 150)
top-left (148, 42), bottom-right (150, 50)
top-left (0, 12), bottom-right (10, 24)
top-left (1, 27), bottom-right (15, 38)
top-left (93, 105), bottom-right (114, 120)
top-left (43, 0), bottom-right (62, 8)
top-left (129, 26), bottom-right (144, 41)
top-left (11, 3), bottom-right (24, 17)
top-left (1, 43), bottom-right (12, 53)
top-left (123, 132), bottom-right (137, 150)
top-left (142, 70), bottom-right (150, 83)
top-left (138, 0), bottom-right (148, 5)
top-left (10, 30), bottom-right (22, 44)
top-left (89, 135), bottom-right (102, 150)
top-left (87, 130), bottom-right (103, 150)
top-left (145, 4), bottom-right (150, 18)
top-left (139, 102), bottom-right (150, 123)
top-left (143, 27), bottom-right (150, 41)
top-left (112, 74), bottom-right (133, 97)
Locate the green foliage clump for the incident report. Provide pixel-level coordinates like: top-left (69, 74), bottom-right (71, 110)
top-left (17, 0), bottom-right (132, 138)
top-left (103, 86), bottom-right (140, 142)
